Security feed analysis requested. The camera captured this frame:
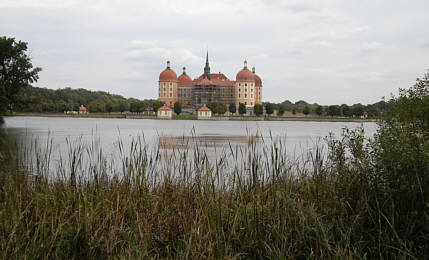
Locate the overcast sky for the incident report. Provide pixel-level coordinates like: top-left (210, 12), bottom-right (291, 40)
top-left (1, 0), bottom-right (429, 105)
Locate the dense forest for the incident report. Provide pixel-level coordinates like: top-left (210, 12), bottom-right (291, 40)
top-left (267, 99), bottom-right (391, 118)
top-left (15, 85), bottom-right (390, 118)
top-left (14, 86), bottom-right (158, 113)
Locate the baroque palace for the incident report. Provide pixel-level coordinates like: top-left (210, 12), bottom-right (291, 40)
top-left (158, 53), bottom-right (262, 109)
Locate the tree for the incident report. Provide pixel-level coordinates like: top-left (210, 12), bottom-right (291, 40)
top-left (352, 104), bottom-right (365, 117)
top-left (217, 103), bottom-right (227, 115)
top-left (206, 102), bottom-right (217, 114)
top-left (278, 105), bottom-right (285, 116)
top-left (315, 105), bottom-right (323, 116)
top-left (265, 103), bottom-right (274, 115)
top-left (254, 104), bottom-right (263, 116)
top-left (229, 103), bottom-right (236, 114)
top-left (0, 37), bottom-right (42, 115)
top-left (327, 105), bottom-right (341, 117)
top-left (152, 100), bottom-right (163, 113)
top-left (174, 102), bottom-right (182, 115)
top-left (238, 103), bottom-right (246, 115)
top-left (341, 104), bottom-right (351, 117)
top-left (303, 105), bottom-right (310, 116)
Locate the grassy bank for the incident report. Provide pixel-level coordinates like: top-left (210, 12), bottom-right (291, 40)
top-left (11, 112), bottom-right (376, 122)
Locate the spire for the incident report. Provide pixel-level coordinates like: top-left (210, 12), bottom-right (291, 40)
top-left (166, 60), bottom-right (171, 69)
top-left (203, 50), bottom-right (211, 80)
top-left (252, 66), bottom-right (255, 74)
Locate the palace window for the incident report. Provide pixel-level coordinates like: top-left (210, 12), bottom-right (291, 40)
top-left (244, 94), bottom-right (247, 98)
top-left (245, 83), bottom-right (247, 87)
top-left (239, 93), bottom-right (241, 98)
top-left (251, 94), bottom-right (253, 98)
top-left (239, 83), bottom-right (241, 87)
top-left (169, 82), bottom-right (172, 87)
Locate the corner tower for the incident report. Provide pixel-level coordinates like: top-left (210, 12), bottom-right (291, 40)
top-left (158, 61), bottom-right (178, 107)
top-left (235, 60), bottom-right (256, 107)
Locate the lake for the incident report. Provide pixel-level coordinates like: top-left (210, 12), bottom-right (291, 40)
top-left (2, 116), bottom-right (378, 179)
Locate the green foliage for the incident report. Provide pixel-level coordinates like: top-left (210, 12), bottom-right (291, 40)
top-left (0, 36), bottom-right (42, 114)
top-left (173, 102), bottom-right (182, 115)
top-left (130, 101), bottom-right (145, 113)
top-left (303, 105), bottom-right (310, 116)
top-left (315, 105), bottom-right (323, 116)
top-left (13, 85), bottom-right (154, 113)
top-left (340, 104), bottom-right (351, 116)
top-left (238, 103), bottom-right (246, 115)
top-left (152, 100), bottom-right (163, 113)
top-left (228, 103), bottom-right (236, 114)
top-left (207, 102), bottom-right (226, 115)
top-left (277, 105), bottom-right (285, 116)
top-left (216, 103), bottom-right (227, 115)
top-left (254, 104), bottom-right (263, 116)
top-left (351, 104), bottom-right (364, 117)
top-left (265, 103), bottom-right (274, 115)
top-left (172, 114), bottom-right (197, 120)
top-left (327, 105), bottom-right (340, 116)
top-left (390, 72), bottom-right (429, 134)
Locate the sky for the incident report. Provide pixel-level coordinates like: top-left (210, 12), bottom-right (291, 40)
top-left (1, 0), bottom-right (429, 105)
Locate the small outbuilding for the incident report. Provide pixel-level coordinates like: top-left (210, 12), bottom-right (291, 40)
top-left (157, 105), bottom-right (172, 119)
top-left (79, 105), bottom-right (87, 114)
top-left (197, 106), bottom-right (212, 120)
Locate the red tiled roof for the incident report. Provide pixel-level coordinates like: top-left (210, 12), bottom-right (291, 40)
top-left (178, 73), bottom-right (193, 87)
top-left (195, 77), bottom-right (214, 86)
top-left (198, 106), bottom-right (211, 112)
top-left (158, 105), bottom-right (171, 111)
top-left (253, 74), bottom-right (262, 87)
top-left (236, 68), bottom-right (255, 82)
top-left (195, 73), bottom-right (234, 87)
top-left (79, 106), bottom-right (86, 111)
top-left (159, 69), bottom-right (177, 82)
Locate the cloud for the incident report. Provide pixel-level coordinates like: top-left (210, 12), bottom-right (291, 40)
top-left (2, 0), bottom-right (429, 104)
top-left (362, 41), bottom-right (384, 51)
top-left (125, 40), bottom-right (204, 66)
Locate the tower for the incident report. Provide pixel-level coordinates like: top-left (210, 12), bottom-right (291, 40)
top-left (203, 51), bottom-right (211, 80)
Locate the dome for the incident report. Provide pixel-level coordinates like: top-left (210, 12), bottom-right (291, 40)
top-left (252, 67), bottom-right (262, 87)
top-left (159, 61), bottom-right (177, 82)
top-left (236, 60), bottom-right (255, 82)
top-left (177, 67), bottom-right (193, 86)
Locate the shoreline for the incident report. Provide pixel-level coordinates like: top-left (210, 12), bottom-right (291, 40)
top-left (7, 113), bottom-right (377, 123)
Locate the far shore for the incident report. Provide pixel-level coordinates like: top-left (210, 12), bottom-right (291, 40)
top-left (6, 112), bottom-right (377, 123)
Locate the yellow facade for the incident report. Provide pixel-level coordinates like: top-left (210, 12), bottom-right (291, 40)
top-left (234, 81), bottom-right (256, 107)
top-left (158, 81), bottom-right (178, 107)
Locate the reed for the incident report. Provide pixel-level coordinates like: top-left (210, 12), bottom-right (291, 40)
top-left (0, 122), bottom-right (428, 259)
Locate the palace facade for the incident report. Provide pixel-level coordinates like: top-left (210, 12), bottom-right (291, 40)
top-left (158, 53), bottom-right (262, 109)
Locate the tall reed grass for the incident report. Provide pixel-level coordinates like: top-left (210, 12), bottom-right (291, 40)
top-left (0, 121), bottom-right (428, 258)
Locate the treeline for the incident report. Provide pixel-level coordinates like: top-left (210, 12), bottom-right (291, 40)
top-left (14, 86), bottom-right (159, 113)
top-left (267, 99), bottom-right (392, 118)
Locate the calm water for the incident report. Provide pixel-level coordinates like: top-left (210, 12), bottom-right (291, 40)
top-left (3, 116), bottom-right (377, 152)
top-left (3, 116), bottom-right (377, 177)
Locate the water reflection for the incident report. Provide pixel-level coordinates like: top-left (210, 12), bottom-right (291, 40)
top-left (158, 135), bottom-right (260, 150)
